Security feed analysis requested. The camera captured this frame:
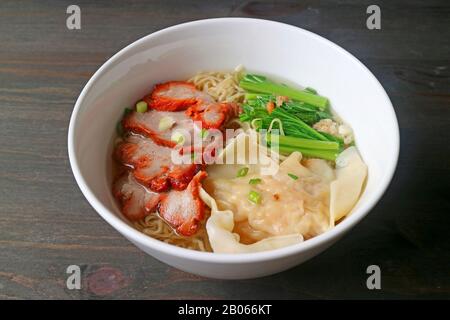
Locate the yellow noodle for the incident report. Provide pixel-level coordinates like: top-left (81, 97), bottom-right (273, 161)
top-left (188, 65), bottom-right (246, 103)
top-left (134, 214), bottom-right (212, 252)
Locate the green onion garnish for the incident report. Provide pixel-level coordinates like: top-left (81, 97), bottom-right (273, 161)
top-left (248, 191), bottom-right (261, 204)
top-left (249, 178), bottom-right (262, 185)
top-left (136, 101), bottom-right (148, 113)
top-left (201, 128), bottom-right (208, 139)
top-left (158, 116), bottom-right (175, 131)
top-left (288, 173), bottom-right (299, 180)
top-left (237, 167), bottom-right (249, 177)
top-left (171, 132), bottom-right (185, 145)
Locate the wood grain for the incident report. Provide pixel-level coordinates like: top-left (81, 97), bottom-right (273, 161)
top-left (0, 0), bottom-right (449, 299)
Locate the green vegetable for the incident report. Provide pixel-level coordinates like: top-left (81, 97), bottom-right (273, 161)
top-left (282, 100), bottom-right (332, 125)
top-left (239, 74), bottom-right (328, 109)
top-left (249, 178), bottom-right (262, 185)
top-left (244, 92), bottom-right (271, 101)
top-left (276, 144), bottom-right (338, 161)
top-left (319, 132), bottom-right (344, 146)
top-left (288, 173), bottom-right (299, 180)
top-left (266, 134), bottom-right (339, 161)
top-left (239, 76), bottom-right (344, 162)
top-left (270, 108), bottom-right (328, 140)
top-left (240, 95), bottom-right (331, 141)
top-left (236, 167), bottom-right (249, 177)
top-left (136, 101), bottom-right (148, 113)
top-left (248, 190), bottom-right (262, 204)
top-left (266, 134), bottom-right (340, 151)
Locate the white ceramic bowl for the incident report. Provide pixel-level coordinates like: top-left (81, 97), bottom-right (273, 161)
top-left (68, 18), bottom-right (399, 279)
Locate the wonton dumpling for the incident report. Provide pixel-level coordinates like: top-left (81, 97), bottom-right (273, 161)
top-left (201, 132), bottom-right (332, 253)
top-left (330, 146), bottom-right (367, 223)
top-left (201, 189), bottom-right (303, 253)
top-left (302, 158), bottom-right (335, 183)
top-left (200, 132), bottom-right (303, 253)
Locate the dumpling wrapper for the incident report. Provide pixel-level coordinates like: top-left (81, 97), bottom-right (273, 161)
top-left (330, 146), bottom-right (367, 224)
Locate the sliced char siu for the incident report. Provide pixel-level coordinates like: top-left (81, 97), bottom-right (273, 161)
top-left (143, 81), bottom-right (214, 111)
top-left (186, 102), bottom-right (240, 129)
top-left (125, 82), bottom-right (240, 146)
top-left (122, 109), bottom-right (195, 148)
top-left (114, 81), bottom-right (239, 236)
top-left (158, 171), bottom-right (207, 236)
top-left (113, 172), bottom-right (163, 221)
top-left (115, 135), bottom-right (201, 192)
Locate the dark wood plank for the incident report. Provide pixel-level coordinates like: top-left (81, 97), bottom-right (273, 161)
top-left (0, 0), bottom-right (449, 299)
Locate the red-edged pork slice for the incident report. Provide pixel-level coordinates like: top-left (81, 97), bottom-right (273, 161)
top-left (115, 135), bottom-right (201, 192)
top-left (186, 102), bottom-right (240, 129)
top-left (123, 110), bottom-right (195, 148)
top-left (158, 171), bottom-right (207, 236)
top-left (143, 81), bottom-right (214, 111)
top-left (113, 172), bottom-right (162, 220)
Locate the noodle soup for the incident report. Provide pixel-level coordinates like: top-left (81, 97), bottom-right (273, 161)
top-left (111, 67), bottom-right (367, 253)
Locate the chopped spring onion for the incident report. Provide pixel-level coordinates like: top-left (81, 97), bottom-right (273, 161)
top-left (288, 173), bottom-right (299, 180)
top-left (201, 128), bottom-right (209, 139)
top-left (136, 101), bottom-right (148, 113)
top-left (237, 167), bottom-right (249, 177)
top-left (239, 74), bottom-right (329, 109)
top-left (159, 116), bottom-right (175, 131)
top-left (248, 190), bottom-right (262, 204)
top-left (171, 131), bottom-right (185, 145)
top-left (249, 178), bottom-right (262, 185)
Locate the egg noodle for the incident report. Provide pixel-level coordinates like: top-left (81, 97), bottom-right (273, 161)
top-left (188, 65), bottom-right (246, 104)
top-left (134, 214), bottom-right (212, 252)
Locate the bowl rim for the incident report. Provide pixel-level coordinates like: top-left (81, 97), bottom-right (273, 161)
top-left (68, 17), bottom-right (400, 264)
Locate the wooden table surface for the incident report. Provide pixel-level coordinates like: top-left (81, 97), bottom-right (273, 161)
top-left (0, 0), bottom-right (449, 299)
